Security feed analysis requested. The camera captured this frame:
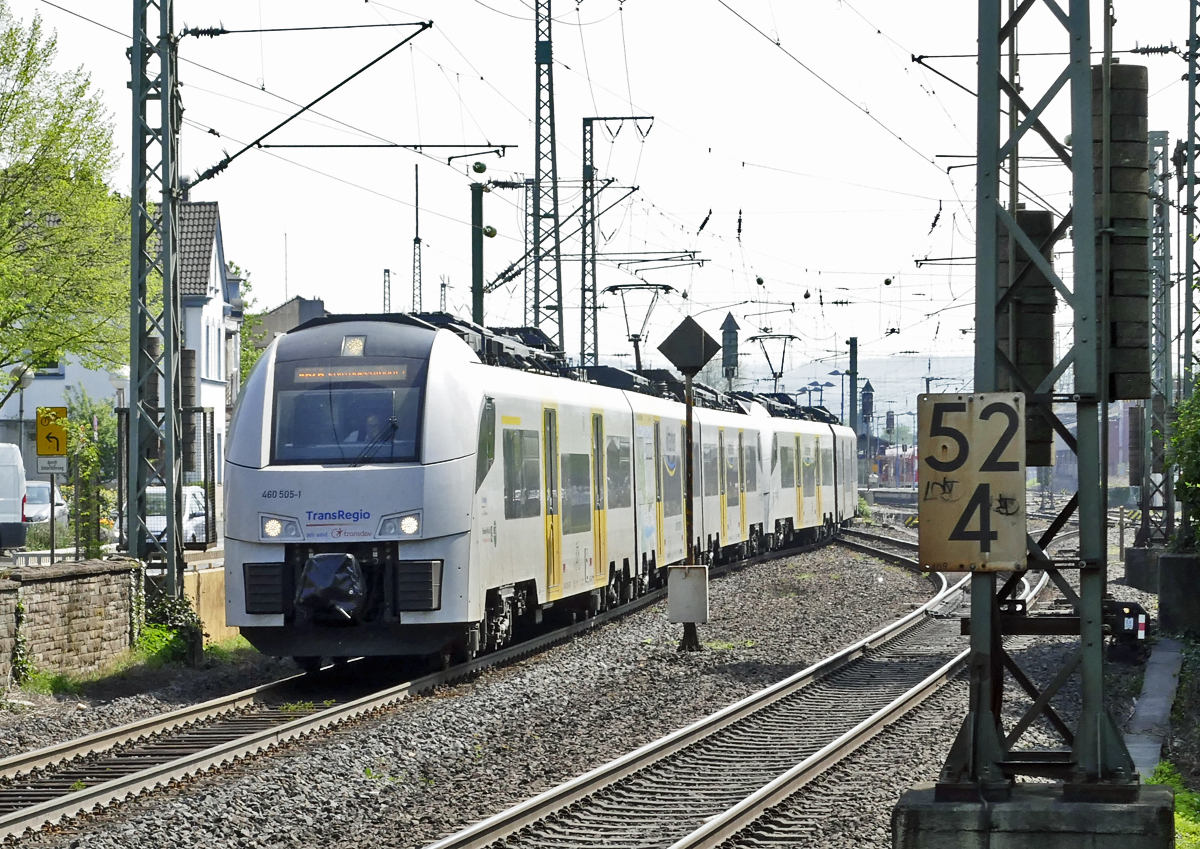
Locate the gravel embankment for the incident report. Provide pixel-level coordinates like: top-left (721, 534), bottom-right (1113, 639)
top-left (22, 544), bottom-right (935, 849)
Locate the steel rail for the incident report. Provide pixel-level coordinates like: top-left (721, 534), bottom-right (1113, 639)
top-left (0, 533), bottom-right (847, 839)
top-left (669, 559), bottom-right (1060, 849)
top-left (840, 527), bottom-right (919, 551)
top-left (0, 672), bottom-right (308, 781)
top-left (423, 569), bottom-right (959, 849)
top-left (666, 648), bottom-right (968, 849)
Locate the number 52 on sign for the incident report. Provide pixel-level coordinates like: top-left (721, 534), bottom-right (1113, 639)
top-left (917, 393), bottom-right (1026, 572)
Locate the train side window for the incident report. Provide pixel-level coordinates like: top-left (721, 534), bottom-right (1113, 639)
top-left (726, 440), bottom-right (740, 507)
top-left (475, 398), bottom-right (496, 492)
top-left (802, 437), bottom-right (816, 494)
top-left (822, 447), bottom-right (835, 485)
top-left (662, 437), bottom-right (683, 518)
top-left (702, 443), bottom-right (719, 496)
top-left (780, 444), bottom-right (795, 489)
top-left (606, 436), bottom-right (632, 509)
top-left (771, 434), bottom-right (778, 473)
top-left (561, 453), bottom-right (592, 534)
top-left (502, 429), bottom-right (542, 519)
top-left (745, 437), bottom-right (758, 492)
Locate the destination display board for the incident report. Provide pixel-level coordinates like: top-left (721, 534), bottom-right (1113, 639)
top-left (917, 393), bottom-right (1026, 572)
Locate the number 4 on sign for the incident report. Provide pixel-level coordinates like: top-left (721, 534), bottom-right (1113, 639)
top-left (917, 393), bottom-right (1026, 572)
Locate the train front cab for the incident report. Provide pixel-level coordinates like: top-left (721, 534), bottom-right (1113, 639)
top-left (224, 319), bottom-right (484, 660)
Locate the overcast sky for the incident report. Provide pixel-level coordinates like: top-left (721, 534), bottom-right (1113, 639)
top-left (12, 0), bottom-right (1191, 402)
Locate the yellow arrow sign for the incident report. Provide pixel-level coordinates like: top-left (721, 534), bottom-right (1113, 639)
top-left (36, 407), bottom-right (67, 457)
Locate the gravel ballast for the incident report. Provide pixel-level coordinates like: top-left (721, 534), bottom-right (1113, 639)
top-left (0, 650), bottom-right (298, 761)
top-left (20, 544), bottom-right (935, 848)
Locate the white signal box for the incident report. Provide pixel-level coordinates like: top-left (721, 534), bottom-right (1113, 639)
top-left (917, 393), bottom-right (1027, 572)
top-left (668, 565), bottom-right (709, 623)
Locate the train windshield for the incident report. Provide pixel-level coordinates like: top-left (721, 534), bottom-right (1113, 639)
top-left (271, 357), bottom-right (427, 464)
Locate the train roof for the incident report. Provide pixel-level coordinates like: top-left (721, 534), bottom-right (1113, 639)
top-left (287, 312), bottom-right (847, 425)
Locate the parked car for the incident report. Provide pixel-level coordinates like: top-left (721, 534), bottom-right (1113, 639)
top-left (145, 485), bottom-right (209, 545)
top-left (0, 444), bottom-right (25, 549)
top-left (24, 481), bottom-right (67, 524)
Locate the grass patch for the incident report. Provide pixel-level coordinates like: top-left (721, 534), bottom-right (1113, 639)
top-left (204, 634), bottom-right (257, 665)
top-left (704, 640), bottom-right (737, 651)
top-left (281, 700), bottom-right (314, 713)
top-left (21, 671), bottom-right (82, 697)
top-left (1148, 760), bottom-right (1200, 847)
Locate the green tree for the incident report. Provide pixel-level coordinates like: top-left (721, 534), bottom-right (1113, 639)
top-left (1170, 389), bottom-right (1200, 550)
top-left (0, 4), bottom-right (129, 412)
top-left (234, 266), bottom-right (267, 384)
top-left (64, 385), bottom-right (117, 483)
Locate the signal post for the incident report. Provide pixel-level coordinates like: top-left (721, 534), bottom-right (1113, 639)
top-left (892, 0), bottom-right (1172, 845)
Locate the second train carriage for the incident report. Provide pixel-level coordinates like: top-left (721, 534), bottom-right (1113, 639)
top-left (223, 314), bottom-right (857, 664)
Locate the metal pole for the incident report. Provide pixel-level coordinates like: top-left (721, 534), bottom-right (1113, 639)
top-left (472, 182), bottom-right (484, 325)
top-left (679, 370), bottom-right (700, 651)
top-left (848, 337), bottom-right (858, 484)
top-left (48, 472), bottom-right (54, 564)
top-left (685, 372), bottom-right (695, 563)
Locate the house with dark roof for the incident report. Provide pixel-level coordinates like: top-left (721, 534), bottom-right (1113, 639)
top-left (179, 201), bottom-right (244, 483)
top-left (0, 202), bottom-right (245, 482)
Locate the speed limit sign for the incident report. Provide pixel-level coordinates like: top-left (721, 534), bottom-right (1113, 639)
top-left (917, 393), bottom-right (1026, 571)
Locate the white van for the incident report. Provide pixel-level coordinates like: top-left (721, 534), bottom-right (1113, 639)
top-left (0, 444), bottom-right (26, 549)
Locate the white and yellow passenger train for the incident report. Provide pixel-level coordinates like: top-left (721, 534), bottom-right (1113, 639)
top-left (223, 314), bottom-right (857, 666)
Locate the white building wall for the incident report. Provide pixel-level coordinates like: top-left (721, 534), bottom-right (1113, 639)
top-left (0, 356), bottom-right (124, 480)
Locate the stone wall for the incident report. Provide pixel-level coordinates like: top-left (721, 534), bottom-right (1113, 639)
top-left (7, 558), bottom-right (143, 678)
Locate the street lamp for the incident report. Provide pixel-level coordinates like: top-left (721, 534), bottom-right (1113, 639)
top-left (829, 369), bottom-right (846, 423)
top-left (821, 381), bottom-right (835, 407)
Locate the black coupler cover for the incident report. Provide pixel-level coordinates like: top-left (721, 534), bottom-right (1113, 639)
top-left (295, 553), bottom-right (366, 623)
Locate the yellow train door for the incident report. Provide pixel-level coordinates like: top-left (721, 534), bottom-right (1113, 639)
top-left (653, 420), bottom-right (665, 563)
top-left (718, 429), bottom-right (728, 541)
top-left (815, 436), bottom-right (824, 523)
top-left (738, 430), bottom-right (747, 539)
top-left (795, 434), bottom-right (803, 522)
top-left (543, 408), bottom-right (562, 599)
top-left (591, 413), bottom-right (607, 588)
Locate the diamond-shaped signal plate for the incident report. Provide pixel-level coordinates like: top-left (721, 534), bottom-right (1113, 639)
top-left (657, 316), bottom-right (720, 376)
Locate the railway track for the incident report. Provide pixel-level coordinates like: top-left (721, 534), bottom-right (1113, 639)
top-left (836, 527), bottom-right (918, 566)
top-left (423, 533), bottom-right (1053, 849)
top-left (423, 566), bottom-right (969, 849)
top-left (0, 534), bottom-right (842, 840)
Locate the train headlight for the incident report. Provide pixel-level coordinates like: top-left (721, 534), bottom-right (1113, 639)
top-left (378, 512), bottom-right (421, 538)
top-left (260, 515), bottom-right (303, 541)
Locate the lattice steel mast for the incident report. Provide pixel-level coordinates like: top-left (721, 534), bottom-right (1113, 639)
top-left (532, 0), bottom-right (565, 350)
top-left (1139, 132), bottom-right (1174, 546)
top-left (129, 0), bottom-right (184, 593)
top-left (383, 268), bottom-right (392, 313)
top-left (1187, 1), bottom-right (1200, 402)
top-left (581, 116), bottom-right (652, 367)
top-left (940, 0), bottom-right (1136, 792)
top-left (413, 164), bottom-right (422, 313)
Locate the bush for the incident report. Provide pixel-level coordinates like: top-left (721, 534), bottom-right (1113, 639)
top-left (135, 623), bottom-right (188, 664)
top-left (1148, 760), bottom-right (1200, 847)
top-left (857, 495), bottom-right (873, 522)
